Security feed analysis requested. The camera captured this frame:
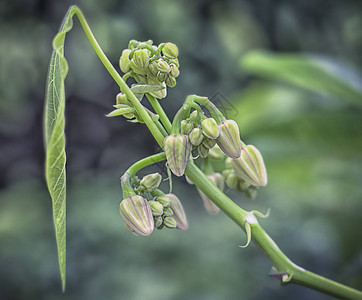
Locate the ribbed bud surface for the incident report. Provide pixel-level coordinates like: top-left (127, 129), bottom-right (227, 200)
top-left (167, 194), bottom-right (188, 230)
top-left (201, 118), bottom-right (219, 139)
top-left (140, 173), bottom-right (162, 191)
top-left (164, 135), bottom-right (192, 177)
top-left (216, 120), bottom-right (242, 158)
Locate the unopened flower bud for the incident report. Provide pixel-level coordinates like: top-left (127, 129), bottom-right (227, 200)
top-left (157, 72), bottom-right (167, 82)
top-left (170, 64), bottom-right (180, 77)
top-left (164, 216), bottom-right (177, 228)
top-left (238, 180), bottom-right (250, 192)
top-left (181, 120), bottom-right (194, 135)
top-left (140, 173), bottom-right (162, 191)
top-left (197, 173), bottom-right (223, 214)
top-left (156, 195), bottom-right (171, 207)
top-left (167, 193), bottom-right (188, 230)
top-left (128, 39), bottom-right (139, 50)
top-left (129, 60), bottom-right (148, 75)
top-left (189, 128), bottom-right (204, 146)
top-left (120, 196), bottom-right (154, 236)
top-left (147, 77), bottom-right (167, 99)
top-left (202, 137), bottom-right (216, 149)
top-left (164, 134), bottom-right (192, 177)
top-left (163, 207), bottom-right (174, 217)
top-left (245, 188), bottom-right (257, 200)
top-left (169, 58), bottom-right (180, 68)
top-left (156, 59), bottom-right (171, 73)
top-left (165, 76), bottom-right (177, 88)
top-left (155, 216), bottom-right (163, 228)
top-left (232, 145), bottom-right (267, 187)
top-left (133, 49), bottom-right (150, 69)
top-left (201, 118), bottom-right (219, 140)
top-left (162, 42), bottom-right (179, 58)
top-left (119, 49), bottom-right (132, 73)
top-left (208, 144), bottom-right (225, 160)
top-left (149, 200), bottom-right (164, 217)
top-left (225, 157), bottom-right (233, 169)
top-left (216, 120), bottom-right (242, 158)
top-left (188, 110), bottom-right (198, 122)
top-left (225, 172), bottom-right (238, 190)
top-left (198, 144), bottom-right (209, 158)
top-left (148, 62), bottom-right (159, 76)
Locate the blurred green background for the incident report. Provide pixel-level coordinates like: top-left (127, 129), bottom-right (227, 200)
top-left (0, 0), bottom-right (361, 299)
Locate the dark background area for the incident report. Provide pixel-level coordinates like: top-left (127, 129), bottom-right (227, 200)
top-left (0, 0), bottom-right (361, 299)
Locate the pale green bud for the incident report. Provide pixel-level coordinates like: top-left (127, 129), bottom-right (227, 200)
top-left (216, 120), bottom-right (242, 158)
top-left (119, 49), bottom-right (132, 73)
top-left (202, 137), bottom-right (216, 149)
top-left (116, 93), bottom-right (135, 118)
top-left (163, 207), bottom-right (174, 217)
top-left (232, 145), bottom-right (267, 187)
top-left (148, 62), bottom-right (159, 76)
top-left (197, 173), bottom-right (223, 214)
top-left (208, 144), bottom-right (225, 160)
top-left (162, 42), bottom-right (179, 58)
top-left (238, 180), bottom-right (250, 192)
top-left (149, 200), bottom-right (164, 217)
top-left (155, 216), bottom-right (163, 228)
top-left (147, 76), bottom-right (167, 99)
top-left (245, 188), bottom-right (257, 200)
top-left (164, 216), bottom-right (177, 228)
top-left (120, 195), bottom-right (154, 236)
top-left (168, 193), bottom-right (188, 230)
top-left (169, 58), bottom-right (180, 68)
top-left (189, 128), bottom-right (204, 146)
top-left (198, 144), bottom-right (209, 158)
top-left (156, 195), bottom-right (171, 207)
top-left (225, 172), bottom-right (238, 190)
top-left (129, 60), bottom-right (148, 75)
top-left (156, 59), bottom-right (171, 73)
top-left (170, 64), bottom-right (180, 77)
top-left (140, 173), bottom-right (162, 192)
top-left (201, 118), bottom-right (219, 139)
top-left (165, 76), bottom-right (177, 88)
top-left (188, 110), bottom-right (198, 122)
top-left (181, 120), bottom-right (194, 135)
top-left (133, 49), bottom-right (150, 69)
top-left (157, 72), bottom-right (167, 82)
top-left (225, 157), bottom-right (233, 169)
top-left (128, 39), bottom-right (139, 50)
top-left (164, 134), bottom-right (192, 177)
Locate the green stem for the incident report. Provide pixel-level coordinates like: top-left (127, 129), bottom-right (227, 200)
top-left (185, 94), bottom-right (225, 123)
top-left (72, 6), bottom-right (164, 146)
top-left (125, 152), bottom-right (166, 176)
top-left (171, 103), bottom-right (191, 134)
top-left (145, 94), bottom-right (172, 133)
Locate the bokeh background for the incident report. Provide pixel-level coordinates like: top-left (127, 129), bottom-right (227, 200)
top-left (1, 0), bottom-right (362, 299)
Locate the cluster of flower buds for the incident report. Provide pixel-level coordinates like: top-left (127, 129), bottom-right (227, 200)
top-left (119, 39), bottom-right (180, 99)
top-left (119, 172), bottom-right (188, 236)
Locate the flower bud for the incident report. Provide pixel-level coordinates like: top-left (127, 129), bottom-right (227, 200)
top-left (167, 193), bottom-right (188, 230)
top-left (189, 128), bottom-right (204, 146)
top-left (129, 60), bottom-right (148, 75)
top-left (155, 216), bottom-right (163, 228)
top-left (162, 42), bottom-right (179, 58)
top-left (202, 137), bottom-right (216, 149)
top-left (163, 207), bottom-right (174, 217)
top-left (140, 173), bottom-right (162, 191)
top-left (208, 145), bottom-right (225, 160)
top-left (120, 195), bottom-right (154, 236)
top-left (170, 64), bottom-right (180, 77)
top-left (181, 120), bottom-right (194, 135)
top-left (148, 62), bottom-right (159, 76)
top-left (197, 144), bottom-right (209, 158)
top-left (238, 180), bottom-right (250, 192)
top-left (156, 195), bottom-right (171, 207)
top-left (201, 118), bottom-right (219, 139)
top-left (128, 39), bottom-right (139, 50)
top-left (216, 120), bottom-right (242, 158)
top-left (225, 171), bottom-right (238, 190)
top-left (245, 189), bottom-right (257, 200)
top-left (156, 59), bottom-right (171, 73)
top-left (149, 200), bottom-right (164, 217)
top-left (197, 173), bottom-right (223, 214)
top-left (116, 93), bottom-right (134, 119)
top-left (164, 216), bottom-right (177, 228)
top-left (165, 76), bottom-right (177, 88)
top-left (119, 49), bottom-right (132, 73)
top-left (147, 77), bottom-right (167, 99)
top-left (133, 49), bottom-right (150, 69)
top-left (164, 134), bottom-right (192, 177)
top-left (232, 145), bottom-right (267, 187)
top-left (157, 72), bottom-right (167, 82)
top-left (169, 58), bottom-right (180, 68)
top-left (225, 157), bottom-right (233, 169)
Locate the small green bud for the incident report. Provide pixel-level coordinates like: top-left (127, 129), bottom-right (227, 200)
top-left (133, 49), bottom-right (150, 69)
top-left (202, 137), bottom-right (216, 149)
top-left (189, 128), bottom-right (204, 146)
top-left (162, 42), bottom-right (179, 58)
top-left (128, 39), bottom-right (139, 50)
top-left (168, 193), bottom-right (188, 230)
top-left (188, 110), bottom-right (198, 122)
top-left (245, 188), bottom-right (257, 200)
top-left (164, 216), bottom-right (177, 228)
top-left (120, 195), bottom-right (154, 236)
top-left (201, 118), bottom-right (219, 140)
top-left (140, 173), bottom-right (162, 192)
top-left (148, 62), bottom-right (159, 76)
top-left (198, 144), bottom-right (209, 158)
top-left (197, 173), bottom-right (223, 214)
top-left (216, 120), bottom-right (242, 158)
top-left (225, 172), bottom-right (238, 190)
top-left (170, 64), bottom-right (180, 77)
top-left (163, 207), bottom-right (174, 217)
top-left (147, 76), bottom-right (167, 99)
top-left (208, 144), bottom-right (225, 160)
top-left (116, 93), bottom-right (134, 119)
top-left (157, 72), bottom-right (167, 82)
top-left (129, 60), bottom-right (148, 75)
top-left (238, 179), bottom-right (250, 192)
top-left (181, 120), bottom-right (194, 135)
top-left (165, 76), bottom-right (177, 88)
top-left (232, 145), bottom-right (267, 187)
top-left (156, 59), bottom-right (171, 73)
top-left (119, 49), bottom-right (132, 73)
top-left (222, 169), bottom-right (232, 181)
top-left (169, 58), bottom-right (180, 68)
top-left (155, 216), bottom-right (163, 228)
top-left (149, 200), bottom-right (164, 217)
top-left (156, 195), bottom-right (171, 207)
top-left (225, 157), bottom-right (233, 169)
top-left (164, 134), bottom-right (192, 177)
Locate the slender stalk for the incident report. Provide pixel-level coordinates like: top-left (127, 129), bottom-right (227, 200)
top-left (125, 152), bottom-right (166, 176)
top-left (146, 94), bottom-right (172, 133)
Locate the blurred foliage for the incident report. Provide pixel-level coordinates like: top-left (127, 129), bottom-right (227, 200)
top-left (0, 0), bottom-right (362, 299)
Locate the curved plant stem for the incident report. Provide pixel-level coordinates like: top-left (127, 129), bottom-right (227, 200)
top-left (125, 152), bottom-right (166, 176)
top-left (145, 94), bottom-right (172, 133)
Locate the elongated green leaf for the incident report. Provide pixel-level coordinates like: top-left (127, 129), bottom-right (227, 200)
top-left (43, 6), bottom-right (77, 291)
top-left (240, 51), bottom-right (362, 104)
top-left (106, 107), bottom-right (135, 117)
top-left (131, 84), bottom-right (165, 94)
